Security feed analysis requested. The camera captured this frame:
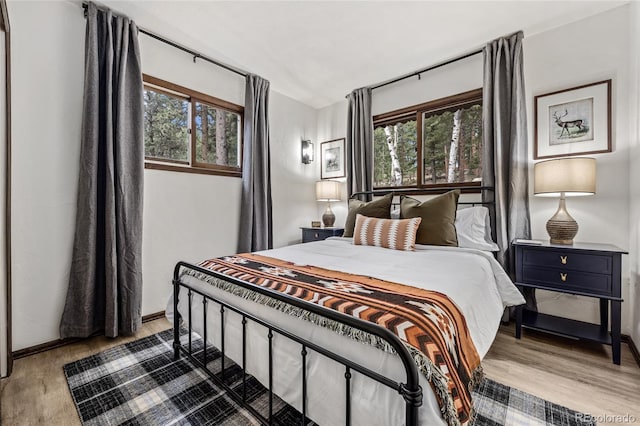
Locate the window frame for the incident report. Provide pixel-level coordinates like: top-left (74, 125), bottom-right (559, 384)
top-left (372, 88), bottom-right (483, 193)
top-left (143, 74), bottom-right (244, 177)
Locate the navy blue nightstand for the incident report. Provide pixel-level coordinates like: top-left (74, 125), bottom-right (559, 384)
top-left (301, 227), bottom-right (344, 243)
top-left (513, 240), bottom-right (627, 365)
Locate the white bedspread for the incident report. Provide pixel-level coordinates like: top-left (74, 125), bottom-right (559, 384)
top-left (167, 238), bottom-right (524, 426)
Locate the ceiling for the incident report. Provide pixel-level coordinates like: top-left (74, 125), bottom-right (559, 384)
top-left (96, 1), bottom-right (626, 109)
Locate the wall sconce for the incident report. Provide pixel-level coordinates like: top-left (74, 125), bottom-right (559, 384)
top-left (301, 139), bottom-right (314, 164)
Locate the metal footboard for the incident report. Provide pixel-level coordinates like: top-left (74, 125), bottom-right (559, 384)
top-left (172, 261), bottom-right (423, 426)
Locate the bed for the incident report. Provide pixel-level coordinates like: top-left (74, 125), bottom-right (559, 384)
top-left (167, 190), bottom-right (525, 426)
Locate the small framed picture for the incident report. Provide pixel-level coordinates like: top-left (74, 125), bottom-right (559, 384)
top-left (320, 138), bottom-right (346, 179)
top-left (534, 80), bottom-right (611, 159)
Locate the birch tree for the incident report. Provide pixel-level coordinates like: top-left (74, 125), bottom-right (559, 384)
top-left (200, 106), bottom-right (209, 161)
top-left (447, 109), bottom-right (462, 183)
top-left (215, 110), bottom-right (228, 165)
top-left (383, 125), bottom-right (403, 185)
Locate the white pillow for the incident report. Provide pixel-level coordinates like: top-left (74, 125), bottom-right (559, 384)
top-left (455, 206), bottom-right (499, 251)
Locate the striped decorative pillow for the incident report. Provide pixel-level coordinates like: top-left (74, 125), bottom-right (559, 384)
top-left (353, 214), bottom-right (422, 251)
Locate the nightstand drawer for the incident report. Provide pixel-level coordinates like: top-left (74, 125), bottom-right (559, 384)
top-left (301, 227), bottom-right (344, 243)
top-left (521, 266), bottom-right (611, 295)
top-left (303, 229), bottom-right (326, 242)
top-left (522, 248), bottom-right (612, 274)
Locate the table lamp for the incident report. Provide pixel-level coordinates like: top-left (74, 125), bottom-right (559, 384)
top-left (534, 157), bottom-right (596, 244)
top-left (316, 180), bottom-right (341, 227)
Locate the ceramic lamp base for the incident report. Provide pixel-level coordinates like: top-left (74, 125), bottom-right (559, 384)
top-left (322, 204), bottom-right (335, 227)
top-left (546, 195), bottom-right (578, 245)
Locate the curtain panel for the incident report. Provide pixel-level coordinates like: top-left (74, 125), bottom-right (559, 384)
top-left (481, 31), bottom-right (535, 310)
top-left (60, 2), bottom-right (144, 338)
top-left (482, 31), bottom-right (531, 270)
top-left (347, 87), bottom-right (374, 200)
top-left (238, 74), bottom-right (273, 253)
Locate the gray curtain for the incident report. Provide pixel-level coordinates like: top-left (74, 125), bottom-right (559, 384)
top-left (347, 87), bottom-right (374, 200)
top-left (60, 2), bottom-right (144, 338)
top-left (238, 74), bottom-right (272, 253)
top-left (482, 31), bottom-right (535, 310)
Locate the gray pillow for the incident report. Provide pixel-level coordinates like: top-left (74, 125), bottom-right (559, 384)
top-left (343, 193), bottom-right (393, 238)
top-left (400, 190), bottom-right (460, 246)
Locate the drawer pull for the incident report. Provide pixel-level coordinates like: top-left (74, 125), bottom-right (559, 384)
top-left (560, 273), bottom-right (567, 282)
top-left (560, 256), bottom-right (567, 265)
top-left (314, 233), bottom-right (319, 239)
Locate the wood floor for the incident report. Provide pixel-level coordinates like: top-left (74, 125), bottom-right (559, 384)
top-left (483, 326), bottom-right (640, 425)
top-left (1, 319), bottom-right (638, 426)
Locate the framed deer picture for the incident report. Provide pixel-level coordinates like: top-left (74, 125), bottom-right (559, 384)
top-left (534, 79), bottom-right (611, 159)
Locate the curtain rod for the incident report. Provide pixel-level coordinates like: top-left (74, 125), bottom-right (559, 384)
top-left (348, 30), bottom-right (522, 97)
top-left (345, 47), bottom-right (482, 99)
top-left (370, 48), bottom-right (482, 92)
top-left (81, 2), bottom-right (248, 79)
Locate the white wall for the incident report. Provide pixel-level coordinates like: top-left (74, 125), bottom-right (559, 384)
top-left (0, 28), bottom-right (7, 377)
top-left (270, 91), bottom-right (319, 248)
top-left (9, 1), bottom-right (320, 350)
top-left (629, 2), bottom-right (640, 347)
top-left (372, 54), bottom-right (483, 116)
top-left (316, 101), bottom-right (348, 226)
top-left (9, 1), bottom-right (84, 351)
top-left (525, 6), bottom-right (632, 331)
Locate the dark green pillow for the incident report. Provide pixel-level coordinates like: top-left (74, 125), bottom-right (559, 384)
top-left (343, 193), bottom-right (393, 238)
top-left (399, 190), bottom-right (460, 246)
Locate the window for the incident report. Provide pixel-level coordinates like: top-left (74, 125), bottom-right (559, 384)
top-left (143, 74), bottom-right (243, 176)
top-left (373, 89), bottom-right (483, 190)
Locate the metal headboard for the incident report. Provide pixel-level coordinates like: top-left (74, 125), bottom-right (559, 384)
top-left (350, 186), bottom-right (495, 208)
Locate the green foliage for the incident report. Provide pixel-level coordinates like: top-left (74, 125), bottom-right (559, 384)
top-left (144, 89), bottom-right (240, 168)
top-left (373, 103), bottom-right (483, 187)
top-left (194, 103), bottom-right (240, 166)
top-left (143, 90), bottom-right (189, 162)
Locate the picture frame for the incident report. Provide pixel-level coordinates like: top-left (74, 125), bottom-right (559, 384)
top-left (534, 79), bottom-right (611, 159)
top-left (320, 138), bottom-right (346, 179)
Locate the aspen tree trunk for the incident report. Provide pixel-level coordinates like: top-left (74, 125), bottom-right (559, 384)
top-left (383, 125), bottom-right (403, 185)
top-left (447, 109), bottom-right (462, 183)
top-left (200, 107), bottom-right (208, 161)
top-left (216, 110), bottom-right (228, 165)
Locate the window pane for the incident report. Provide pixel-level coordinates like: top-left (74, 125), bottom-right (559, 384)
top-left (373, 120), bottom-right (417, 187)
top-left (194, 102), bottom-right (241, 168)
top-left (143, 89), bottom-right (189, 163)
top-left (423, 103), bottom-right (482, 184)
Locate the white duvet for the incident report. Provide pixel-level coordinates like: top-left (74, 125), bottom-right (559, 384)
top-left (167, 238), bottom-right (524, 426)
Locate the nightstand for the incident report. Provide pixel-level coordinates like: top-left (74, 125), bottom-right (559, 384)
top-left (301, 227), bottom-right (344, 243)
top-left (513, 240), bottom-right (627, 365)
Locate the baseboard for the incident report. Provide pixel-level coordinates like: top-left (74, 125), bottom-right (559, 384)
top-left (12, 311), bottom-right (166, 360)
top-left (622, 334), bottom-right (640, 368)
top-left (142, 311), bottom-right (166, 322)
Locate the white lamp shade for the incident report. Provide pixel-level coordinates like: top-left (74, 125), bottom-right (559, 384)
top-left (534, 157), bottom-right (596, 197)
top-left (316, 180), bottom-right (341, 201)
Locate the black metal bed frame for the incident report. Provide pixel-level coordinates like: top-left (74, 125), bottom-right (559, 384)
top-left (172, 186), bottom-right (494, 426)
top-left (172, 262), bottom-right (423, 426)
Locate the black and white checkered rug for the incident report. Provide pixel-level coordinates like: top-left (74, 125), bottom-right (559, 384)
top-left (64, 329), bottom-right (595, 425)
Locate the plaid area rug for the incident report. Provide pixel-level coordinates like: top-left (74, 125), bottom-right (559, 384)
top-left (64, 329), bottom-right (595, 426)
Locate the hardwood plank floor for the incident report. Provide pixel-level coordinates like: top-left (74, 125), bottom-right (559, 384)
top-left (0, 318), bottom-right (172, 426)
top-left (483, 326), bottom-right (640, 426)
top-left (1, 320), bottom-right (638, 425)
